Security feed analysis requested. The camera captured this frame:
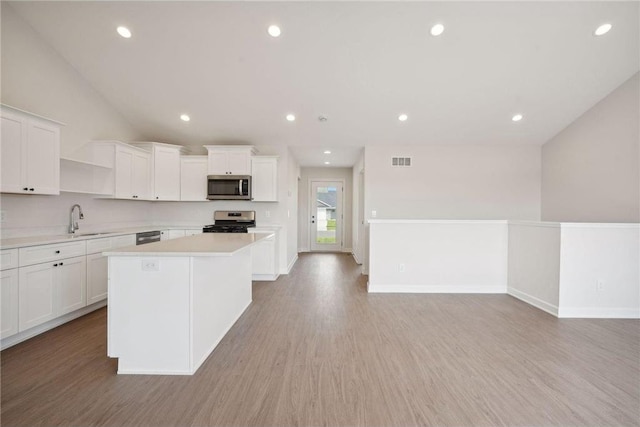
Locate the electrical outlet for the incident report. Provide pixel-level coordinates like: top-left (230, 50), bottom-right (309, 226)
top-left (0, 211), bottom-right (5, 222)
top-left (371, 210), bottom-right (377, 218)
top-left (142, 259), bottom-right (160, 271)
top-left (596, 280), bottom-right (604, 292)
top-left (399, 263), bottom-right (405, 272)
top-left (265, 210), bottom-right (271, 218)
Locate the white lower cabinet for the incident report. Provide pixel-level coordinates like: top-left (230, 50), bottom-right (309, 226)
top-left (86, 234), bottom-right (136, 305)
top-left (86, 253), bottom-right (108, 305)
top-left (57, 256), bottom-right (87, 316)
top-left (18, 255), bottom-right (87, 332)
top-left (249, 229), bottom-right (279, 281)
top-left (1, 268), bottom-right (19, 339)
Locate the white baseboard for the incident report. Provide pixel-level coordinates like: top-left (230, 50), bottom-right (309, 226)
top-left (507, 287), bottom-right (559, 317)
top-left (352, 252), bottom-right (362, 265)
top-left (1, 300), bottom-right (107, 350)
top-left (286, 254), bottom-right (298, 274)
top-left (558, 307), bottom-right (640, 319)
top-left (298, 247), bottom-right (309, 253)
top-left (367, 284), bottom-right (507, 294)
top-left (342, 247), bottom-right (353, 253)
top-left (252, 273), bottom-right (279, 281)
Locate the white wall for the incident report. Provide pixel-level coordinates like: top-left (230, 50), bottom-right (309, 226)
top-left (0, 4), bottom-right (141, 155)
top-left (558, 224), bottom-right (639, 318)
top-left (351, 154), bottom-right (365, 266)
top-left (298, 167), bottom-right (353, 252)
top-left (0, 4), bottom-right (151, 239)
top-left (368, 220), bottom-right (508, 293)
top-left (286, 149), bottom-right (300, 272)
top-left (507, 221), bottom-right (561, 316)
top-left (542, 73), bottom-right (640, 223)
top-left (364, 145), bottom-right (541, 221)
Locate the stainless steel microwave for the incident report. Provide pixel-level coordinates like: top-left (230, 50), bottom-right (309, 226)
top-left (207, 175), bottom-right (251, 200)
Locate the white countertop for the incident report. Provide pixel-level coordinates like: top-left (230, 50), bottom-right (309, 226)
top-left (0, 223), bottom-right (283, 250)
top-left (104, 232), bottom-right (274, 257)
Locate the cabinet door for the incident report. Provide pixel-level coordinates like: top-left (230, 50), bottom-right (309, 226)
top-left (160, 230), bottom-right (170, 241)
top-left (251, 157), bottom-right (278, 202)
top-left (25, 119), bottom-right (60, 195)
top-left (115, 147), bottom-right (134, 199)
top-left (0, 111), bottom-right (26, 194)
top-left (251, 237), bottom-right (275, 275)
top-left (56, 256), bottom-right (87, 316)
top-left (168, 230), bottom-right (186, 240)
top-left (180, 157), bottom-right (208, 201)
top-left (19, 262), bottom-right (56, 331)
top-left (86, 253), bottom-right (107, 305)
top-left (154, 147), bottom-right (181, 200)
top-left (227, 152), bottom-right (251, 175)
top-left (1, 269), bottom-right (19, 339)
top-left (208, 152), bottom-right (228, 175)
top-left (132, 151), bottom-right (151, 200)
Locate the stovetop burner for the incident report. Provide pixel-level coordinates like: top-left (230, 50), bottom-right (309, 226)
top-left (203, 224), bottom-right (249, 233)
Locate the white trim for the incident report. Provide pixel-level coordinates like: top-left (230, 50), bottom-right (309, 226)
top-left (560, 222), bottom-right (640, 229)
top-left (252, 273), bottom-right (279, 281)
top-left (507, 288), bottom-right (559, 316)
top-left (352, 252), bottom-right (362, 265)
top-left (368, 219), bottom-right (509, 225)
top-left (342, 247), bottom-right (352, 253)
top-left (1, 300), bottom-right (107, 350)
top-left (367, 285), bottom-right (507, 294)
top-left (298, 247), bottom-right (309, 253)
top-left (508, 220), bottom-right (561, 228)
top-left (558, 307), bottom-right (640, 319)
top-left (286, 254), bottom-right (298, 273)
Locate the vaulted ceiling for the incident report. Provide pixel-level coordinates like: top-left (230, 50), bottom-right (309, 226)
top-left (8, 1), bottom-right (639, 166)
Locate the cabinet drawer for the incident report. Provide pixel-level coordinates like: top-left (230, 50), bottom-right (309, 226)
top-left (86, 237), bottom-right (112, 255)
top-left (111, 235), bottom-right (136, 250)
top-left (1, 249), bottom-right (19, 270)
top-left (19, 241), bottom-right (86, 267)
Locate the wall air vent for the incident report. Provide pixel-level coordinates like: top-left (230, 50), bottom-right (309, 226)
top-left (391, 157), bottom-right (412, 167)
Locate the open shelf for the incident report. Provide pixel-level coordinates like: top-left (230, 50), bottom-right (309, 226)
top-left (60, 157), bottom-right (114, 196)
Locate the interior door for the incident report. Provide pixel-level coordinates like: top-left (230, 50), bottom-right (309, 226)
top-left (310, 181), bottom-right (343, 252)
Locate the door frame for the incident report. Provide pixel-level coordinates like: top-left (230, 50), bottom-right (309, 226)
top-left (308, 178), bottom-right (345, 252)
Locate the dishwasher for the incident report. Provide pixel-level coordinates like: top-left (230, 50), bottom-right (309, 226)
top-left (135, 230), bottom-right (161, 245)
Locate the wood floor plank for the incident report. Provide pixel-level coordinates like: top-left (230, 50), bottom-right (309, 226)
top-left (2, 253), bottom-right (639, 426)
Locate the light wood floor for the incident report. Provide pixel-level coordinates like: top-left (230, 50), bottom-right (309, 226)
top-left (2, 253), bottom-right (639, 426)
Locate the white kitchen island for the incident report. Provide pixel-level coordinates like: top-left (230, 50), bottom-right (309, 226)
top-left (105, 232), bottom-right (273, 375)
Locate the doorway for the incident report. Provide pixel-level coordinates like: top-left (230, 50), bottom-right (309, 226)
top-left (310, 180), bottom-right (343, 252)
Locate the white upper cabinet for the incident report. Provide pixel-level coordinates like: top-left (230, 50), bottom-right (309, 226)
top-left (132, 142), bottom-right (185, 201)
top-left (204, 145), bottom-right (255, 175)
top-left (88, 141), bottom-right (151, 200)
top-left (1, 105), bottom-right (62, 195)
top-left (180, 156), bottom-right (208, 201)
top-left (251, 156), bottom-right (278, 202)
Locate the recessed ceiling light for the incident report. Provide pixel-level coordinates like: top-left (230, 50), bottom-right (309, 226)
top-left (324, 161), bottom-right (330, 165)
top-left (180, 114), bottom-right (190, 122)
top-left (268, 25), bottom-right (281, 37)
top-left (117, 26), bottom-right (132, 38)
top-left (430, 24), bottom-right (445, 36)
top-left (594, 23), bottom-right (612, 36)
top-left (324, 150), bottom-right (331, 154)
top-left (286, 114), bottom-right (295, 122)
top-left (512, 114), bottom-right (523, 122)
top-left (398, 114), bottom-right (408, 122)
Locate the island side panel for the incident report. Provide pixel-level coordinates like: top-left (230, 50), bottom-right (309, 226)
top-left (191, 247), bottom-right (252, 371)
top-left (108, 256), bottom-right (192, 374)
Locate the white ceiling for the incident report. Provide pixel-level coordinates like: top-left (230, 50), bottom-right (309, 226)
top-left (8, 1), bottom-right (640, 167)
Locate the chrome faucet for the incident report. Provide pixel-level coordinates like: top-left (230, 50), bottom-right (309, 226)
top-left (69, 204), bottom-right (84, 234)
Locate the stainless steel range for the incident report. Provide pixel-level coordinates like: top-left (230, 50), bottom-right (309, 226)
top-left (203, 211), bottom-right (256, 233)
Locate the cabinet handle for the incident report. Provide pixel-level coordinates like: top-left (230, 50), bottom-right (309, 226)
top-left (29, 188), bottom-right (35, 191)
top-left (53, 263), bottom-right (58, 267)
top-left (55, 250), bottom-right (60, 254)
top-left (23, 187), bottom-right (28, 191)
top-left (156, 196), bottom-right (159, 200)
top-left (59, 262), bottom-right (64, 266)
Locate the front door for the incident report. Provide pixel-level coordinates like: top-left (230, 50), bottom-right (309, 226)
top-left (310, 181), bottom-right (343, 252)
